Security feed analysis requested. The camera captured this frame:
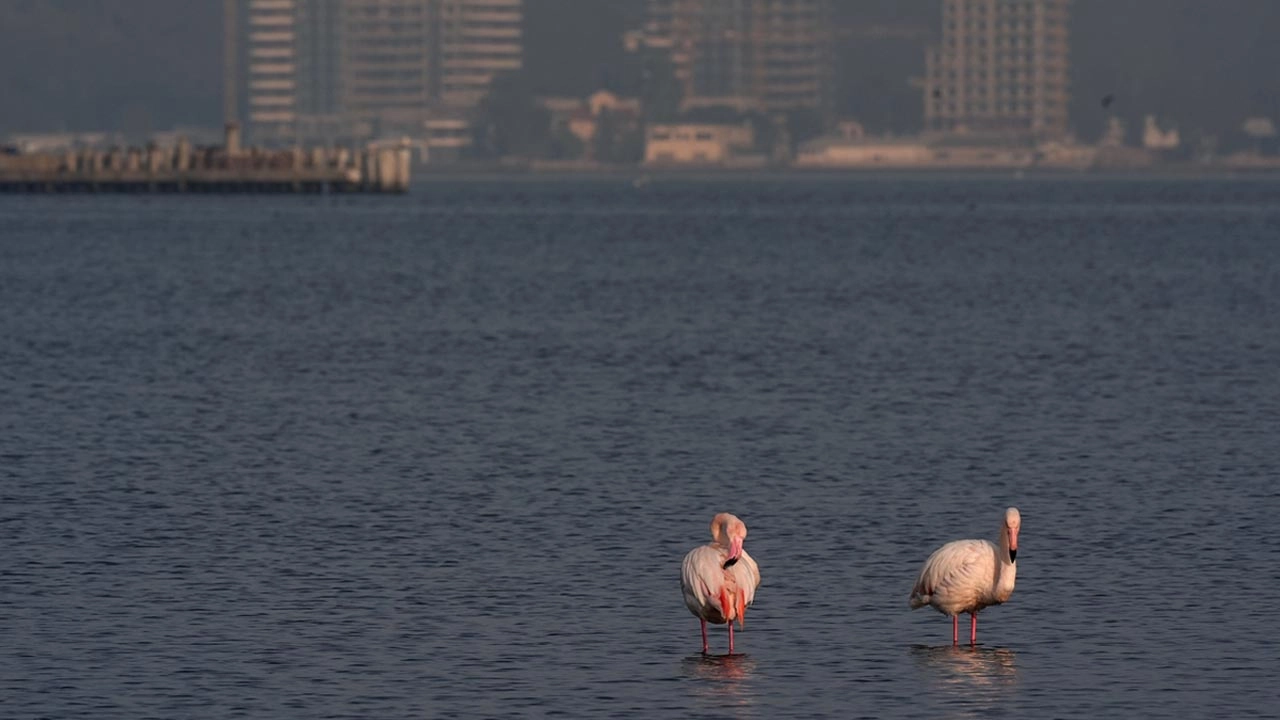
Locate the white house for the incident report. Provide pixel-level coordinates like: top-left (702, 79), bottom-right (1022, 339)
top-left (644, 123), bottom-right (755, 165)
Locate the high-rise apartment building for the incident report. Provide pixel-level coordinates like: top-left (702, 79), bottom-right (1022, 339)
top-left (438, 0), bottom-right (524, 108)
top-left (235, 0), bottom-right (302, 138)
top-left (923, 0), bottom-right (1070, 138)
top-left (340, 0), bottom-right (433, 124)
top-left (230, 0), bottom-right (343, 141)
top-left (633, 0), bottom-right (833, 114)
top-left (227, 0), bottom-right (522, 143)
top-left (295, 0), bottom-right (343, 119)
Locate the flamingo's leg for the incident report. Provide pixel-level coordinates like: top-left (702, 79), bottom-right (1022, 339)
top-left (728, 620), bottom-right (735, 655)
top-left (951, 615), bottom-right (959, 645)
top-left (970, 613), bottom-right (978, 645)
top-left (701, 619), bottom-right (708, 654)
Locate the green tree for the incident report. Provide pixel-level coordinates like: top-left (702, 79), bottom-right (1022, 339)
top-left (783, 108), bottom-right (829, 147)
top-left (592, 108), bottom-right (617, 162)
top-left (471, 71), bottom-right (552, 159)
top-left (612, 126), bottom-right (645, 164)
top-left (591, 109), bottom-right (644, 165)
top-left (547, 121), bottom-right (585, 160)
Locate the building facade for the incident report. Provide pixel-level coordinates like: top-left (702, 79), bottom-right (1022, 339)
top-left (228, 0), bottom-right (522, 144)
top-left (340, 0), bottom-right (434, 127)
top-left (644, 122), bottom-right (755, 165)
top-left (633, 0), bottom-right (834, 115)
top-left (923, 0), bottom-right (1071, 138)
top-left (235, 0), bottom-right (304, 140)
top-left (438, 0), bottom-right (524, 108)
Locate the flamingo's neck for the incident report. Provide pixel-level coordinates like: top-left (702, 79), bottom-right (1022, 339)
top-left (994, 558), bottom-right (1016, 602)
top-left (993, 531), bottom-right (1017, 601)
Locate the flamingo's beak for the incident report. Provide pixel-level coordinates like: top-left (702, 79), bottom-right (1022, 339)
top-left (723, 537), bottom-right (743, 569)
top-left (1008, 527), bottom-right (1018, 562)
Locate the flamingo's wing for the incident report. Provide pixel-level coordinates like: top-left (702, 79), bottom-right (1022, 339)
top-left (730, 549), bottom-right (761, 609)
top-left (681, 545), bottom-right (725, 617)
top-left (909, 539), bottom-right (993, 607)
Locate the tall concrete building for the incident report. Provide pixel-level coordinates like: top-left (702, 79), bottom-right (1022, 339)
top-left (227, 0), bottom-right (522, 143)
top-left (233, 0), bottom-right (302, 139)
top-left (923, 0), bottom-right (1071, 138)
top-left (438, 0), bottom-right (524, 108)
top-left (633, 0), bottom-right (834, 115)
top-left (228, 0), bottom-right (344, 142)
top-left (340, 0), bottom-right (434, 125)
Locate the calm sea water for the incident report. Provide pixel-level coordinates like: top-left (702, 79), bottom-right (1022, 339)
top-left (2, 177), bottom-right (1279, 719)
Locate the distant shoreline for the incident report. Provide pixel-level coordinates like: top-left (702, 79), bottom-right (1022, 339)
top-left (410, 164), bottom-right (1280, 182)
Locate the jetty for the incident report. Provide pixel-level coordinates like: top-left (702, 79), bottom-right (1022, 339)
top-left (0, 123), bottom-right (411, 194)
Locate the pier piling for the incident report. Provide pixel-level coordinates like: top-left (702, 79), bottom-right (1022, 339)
top-left (0, 123), bottom-right (410, 194)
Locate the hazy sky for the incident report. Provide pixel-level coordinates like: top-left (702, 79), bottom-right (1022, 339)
top-left (2, 0), bottom-right (1277, 146)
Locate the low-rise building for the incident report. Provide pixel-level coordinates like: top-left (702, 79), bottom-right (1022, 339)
top-left (542, 91), bottom-right (642, 145)
top-left (644, 123), bottom-right (754, 165)
top-left (5, 133), bottom-right (122, 154)
top-left (795, 137), bottom-right (932, 167)
top-left (421, 115), bottom-right (473, 164)
top-left (588, 90), bottom-right (641, 119)
top-left (795, 132), bottom-right (1097, 170)
top-left (1143, 116), bottom-right (1180, 151)
top-left (540, 90), bottom-right (644, 161)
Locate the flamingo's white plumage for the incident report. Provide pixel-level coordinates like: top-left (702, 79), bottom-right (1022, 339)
top-left (681, 513), bottom-right (761, 654)
top-left (910, 507), bottom-right (1021, 644)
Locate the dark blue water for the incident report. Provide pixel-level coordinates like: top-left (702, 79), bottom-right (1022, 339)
top-left (3, 177), bottom-right (1279, 718)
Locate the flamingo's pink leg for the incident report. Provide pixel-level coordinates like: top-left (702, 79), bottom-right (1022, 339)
top-left (970, 614), bottom-right (978, 645)
top-left (701, 619), bottom-right (708, 654)
top-left (951, 615), bottom-right (959, 645)
top-left (727, 620), bottom-right (735, 655)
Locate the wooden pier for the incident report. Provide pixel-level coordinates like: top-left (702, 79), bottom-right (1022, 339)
top-left (0, 123), bottom-right (411, 194)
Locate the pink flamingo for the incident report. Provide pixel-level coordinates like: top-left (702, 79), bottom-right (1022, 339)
top-left (909, 507), bottom-right (1021, 645)
top-left (681, 513), bottom-right (761, 654)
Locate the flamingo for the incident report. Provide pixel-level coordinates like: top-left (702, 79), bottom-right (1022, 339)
top-left (909, 507), bottom-right (1021, 645)
top-left (681, 513), bottom-right (761, 654)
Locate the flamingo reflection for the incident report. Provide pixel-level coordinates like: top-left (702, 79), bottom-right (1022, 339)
top-left (684, 652), bottom-right (758, 682)
top-left (682, 653), bottom-right (758, 711)
top-left (910, 645), bottom-right (1018, 695)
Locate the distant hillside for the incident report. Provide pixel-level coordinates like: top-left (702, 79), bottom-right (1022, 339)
top-left (2, 0), bottom-right (1277, 148)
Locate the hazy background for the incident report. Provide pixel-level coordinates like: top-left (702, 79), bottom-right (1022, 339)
top-left (1, 0), bottom-right (1278, 145)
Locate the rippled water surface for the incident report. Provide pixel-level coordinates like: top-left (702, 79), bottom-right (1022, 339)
top-left (3, 177), bottom-right (1279, 718)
